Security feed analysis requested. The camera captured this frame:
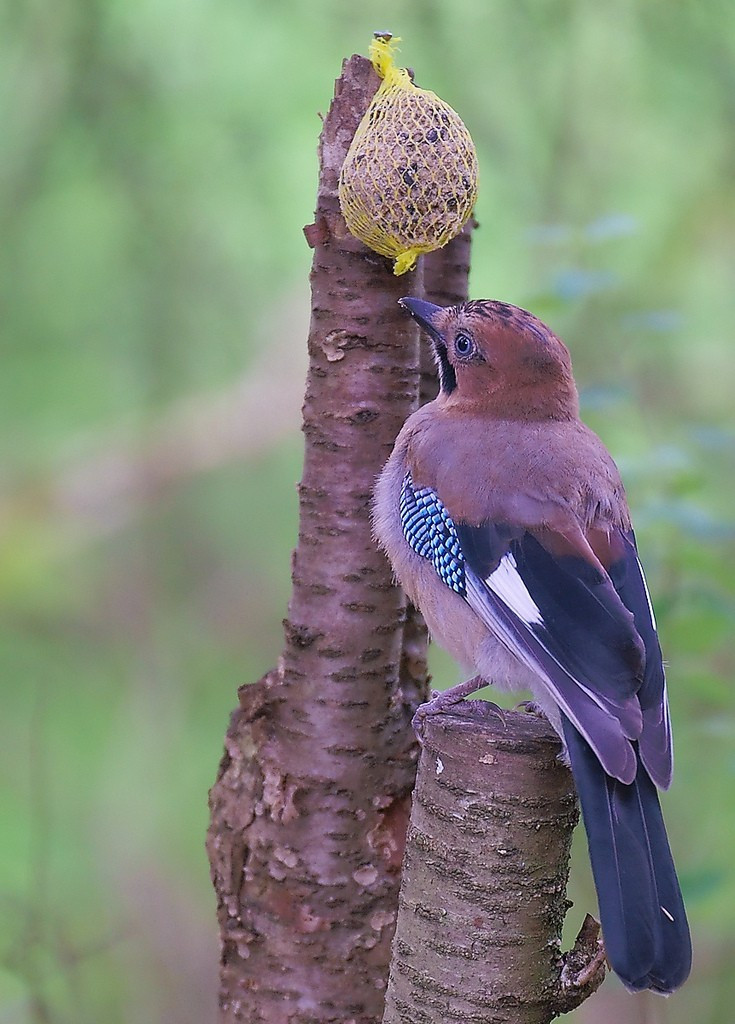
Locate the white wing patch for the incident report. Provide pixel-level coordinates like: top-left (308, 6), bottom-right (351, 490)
top-left (485, 553), bottom-right (544, 626)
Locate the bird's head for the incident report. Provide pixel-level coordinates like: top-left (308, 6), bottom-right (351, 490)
top-left (399, 297), bottom-right (579, 421)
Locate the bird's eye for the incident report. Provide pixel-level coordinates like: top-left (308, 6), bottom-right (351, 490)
top-left (454, 331), bottom-right (475, 358)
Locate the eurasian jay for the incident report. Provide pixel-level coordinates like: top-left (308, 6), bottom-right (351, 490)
top-left (373, 297), bottom-right (691, 994)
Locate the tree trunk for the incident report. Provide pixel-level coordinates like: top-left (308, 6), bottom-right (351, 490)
top-left (207, 53), bottom-right (428, 1024)
top-left (381, 704), bottom-right (606, 1024)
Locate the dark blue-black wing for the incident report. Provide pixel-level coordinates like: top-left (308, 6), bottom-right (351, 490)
top-left (595, 526), bottom-right (672, 788)
top-left (457, 518), bottom-right (648, 784)
top-left (399, 473), bottom-right (661, 784)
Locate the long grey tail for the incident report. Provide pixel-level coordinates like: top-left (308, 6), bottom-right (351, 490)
top-left (562, 715), bottom-right (691, 993)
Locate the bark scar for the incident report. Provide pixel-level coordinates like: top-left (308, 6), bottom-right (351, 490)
top-left (319, 330), bottom-right (367, 362)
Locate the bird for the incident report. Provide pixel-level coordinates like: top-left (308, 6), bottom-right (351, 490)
top-left (372, 296), bottom-right (692, 994)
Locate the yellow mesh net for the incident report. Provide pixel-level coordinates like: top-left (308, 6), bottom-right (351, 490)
top-left (338, 34), bottom-right (479, 276)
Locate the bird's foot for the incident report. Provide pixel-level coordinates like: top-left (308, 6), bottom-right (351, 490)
top-left (412, 676), bottom-right (503, 741)
top-left (515, 699), bottom-right (548, 720)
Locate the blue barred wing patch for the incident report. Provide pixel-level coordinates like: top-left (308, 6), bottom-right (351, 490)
top-left (399, 472), bottom-right (466, 596)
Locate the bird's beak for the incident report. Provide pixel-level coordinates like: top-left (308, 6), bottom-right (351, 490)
top-left (399, 297), bottom-right (447, 346)
top-left (399, 297), bottom-right (456, 396)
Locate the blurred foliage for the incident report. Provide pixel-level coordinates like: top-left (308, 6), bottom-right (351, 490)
top-left (1, 1), bottom-right (734, 1021)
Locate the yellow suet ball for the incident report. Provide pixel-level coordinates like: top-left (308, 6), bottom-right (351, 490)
top-left (339, 34), bottom-right (479, 275)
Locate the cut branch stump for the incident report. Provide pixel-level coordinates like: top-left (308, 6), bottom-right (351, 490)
top-left (381, 705), bottom-right (606, 1024)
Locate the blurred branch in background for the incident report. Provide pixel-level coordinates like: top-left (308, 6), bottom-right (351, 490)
top-left (0, 331), bottom-right (307, 550)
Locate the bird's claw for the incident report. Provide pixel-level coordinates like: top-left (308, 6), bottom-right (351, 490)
top-left (515, 699), bottom-right (547, 719)
top-left (412, 688), bottom-right (506, 742)
top-left (411, 692), bottom-right (456, 740)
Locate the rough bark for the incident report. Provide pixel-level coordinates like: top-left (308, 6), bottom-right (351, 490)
top-left (423, 219), bottom-right (475, 309)
top-left (207, 54), bottom-right (428, 1024)
top-left (381, 704), bottom-right (606, 1024)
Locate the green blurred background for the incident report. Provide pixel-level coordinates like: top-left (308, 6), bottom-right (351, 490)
top-left (1, 1), bottom-right (734, 1020)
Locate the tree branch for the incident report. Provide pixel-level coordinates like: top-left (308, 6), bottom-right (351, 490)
top-left (0, 329), bottom-right (306, 548)
top-left (381, 704), bottom-right (606, 1024)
